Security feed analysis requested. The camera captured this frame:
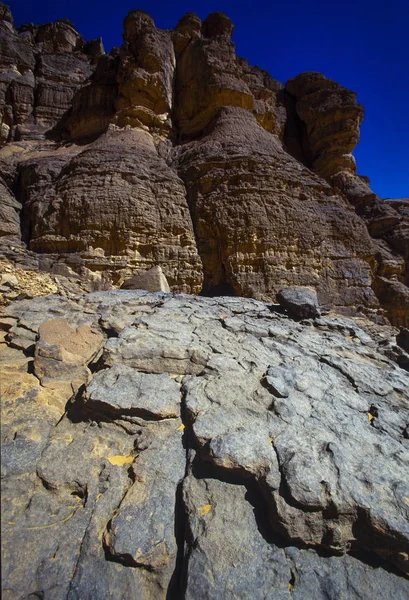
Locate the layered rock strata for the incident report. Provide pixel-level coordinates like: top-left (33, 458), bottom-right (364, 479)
top-left (1, 291), bottom-right (409, 598)
top-left (285, 73), bottom-right (409, 325)
top-left (0, 5), bottom-right (408, 325)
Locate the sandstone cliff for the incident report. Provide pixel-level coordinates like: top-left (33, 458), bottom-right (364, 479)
top-left (1, 8), bottom-right (409, 596)
top-left (0, 5), bottom-right (408, 325)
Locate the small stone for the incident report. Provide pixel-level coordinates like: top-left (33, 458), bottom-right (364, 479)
top-left (1, 274), bottom-right (18, 288)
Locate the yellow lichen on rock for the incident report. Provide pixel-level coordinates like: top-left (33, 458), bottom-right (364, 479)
top-left (198, 504), bottom-right (212, 516)
top-left (107, 454), bottom-right (135, 466)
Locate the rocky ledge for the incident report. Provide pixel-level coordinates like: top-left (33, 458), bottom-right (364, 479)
top-left (1, 290), bottom-right (409, 599)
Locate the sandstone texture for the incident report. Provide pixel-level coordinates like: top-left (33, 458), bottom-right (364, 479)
top-left (2, 6), bottom-right (409, 598)
top-left (1, 290), bottom-right (409, 598)
top-left (284, 74), bottom-right (409, 325)
top-left (0, 5), bottom-right (407, 327)
top-left (121, 264), bottom-right (171, 292)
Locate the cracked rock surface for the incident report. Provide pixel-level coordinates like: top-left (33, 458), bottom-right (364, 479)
top-left (1, 290), bottom-right (409, 598)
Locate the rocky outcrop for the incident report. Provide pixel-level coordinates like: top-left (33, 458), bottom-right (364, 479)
top-left (1, 291), bottom-right (409, 598)
top-left (285, 73), bottom-right (409, 326)
top-left (17, 128), bottom-right (202, 292)
top-left (175, 106), bottom-right (379, 311)
top-left (0, 10), bottom-right (96, 143)
top-left (0, 4), bottom-right (408, 326)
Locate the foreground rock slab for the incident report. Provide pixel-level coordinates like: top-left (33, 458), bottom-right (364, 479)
top-left (1, 291), bottom-right (409, 599)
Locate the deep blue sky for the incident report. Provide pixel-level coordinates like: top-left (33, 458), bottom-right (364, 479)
top-left (9, 0), bottom-right (409, 198)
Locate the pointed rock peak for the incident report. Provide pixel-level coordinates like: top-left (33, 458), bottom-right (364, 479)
top-left (202, 12), bottom-right (234, 39)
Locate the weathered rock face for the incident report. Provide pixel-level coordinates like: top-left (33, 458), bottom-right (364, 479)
top-left (17, 127), bottom-right (202, 292)
top-left (174, 12), bottom-right (253, 138)
top-left (0, 9), bottom-right (95, 143)
top-left (176, 106), bottom-right (379, 311)
top-left (285, 73), bottom-right (409, 325)
top-left (114, 10), bottom-right (175, 134)
top-left (285, 72), bottom-right (364, 179)
top-left (1, 291), bottom-right (409, 598)
top-left (0, 4), bottom-right (408, 326)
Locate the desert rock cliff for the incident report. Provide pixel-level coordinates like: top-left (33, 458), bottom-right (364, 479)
top-left (0, 6), bottom-right (408, 325)
top-left (1, 6), bottom-right (409, 599)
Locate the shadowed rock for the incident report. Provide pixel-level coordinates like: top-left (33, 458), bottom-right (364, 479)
top-left (276, 286), bottom-right (321, 319)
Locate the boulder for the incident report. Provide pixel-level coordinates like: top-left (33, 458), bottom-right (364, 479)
top-left (121, 265), bottom-right (171, 293)
top-left (276, 286), bottom-right (321, 318)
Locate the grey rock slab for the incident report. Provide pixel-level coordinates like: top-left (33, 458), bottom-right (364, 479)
top-left (5, 294), bottom-right (99, 332)
top-left (321, 354), bottom-right (401, 395)
top-left (36, 418), bottom-right (137, 495)
top-left (183, 475), bottom-right (291, 600)
top-left (182, 319), bottom-right (409, 572)
top-left (105, 419), bottom-right (186, 574)
top-left (314, 315), bottom-right (377, 347)
top-left (103, 311), bottom-right (209, 374)
top-left (183, 373), bottom-right (281, 487)
top-left (277, 286), bottom-right (321, 319)
top-left (286, 547), bottom-right (409, 600)
top-left (263, 365), bottom-right (297, 397)
top-left (66, 465), bottom-right (167, 600)
top-left (85, 289), bottom-right (170, 308)
top-left (85, 363), bottom-right (182, 420)
top-left (1, 414), bottom-right (158, 600)
top-left (2, 291), bottom-right (409, 596)
top-left (183, 475), bottom-right (409, 600)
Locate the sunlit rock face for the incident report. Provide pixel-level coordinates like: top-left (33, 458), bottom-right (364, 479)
top-left (0, 4), bottom-right (408, 324)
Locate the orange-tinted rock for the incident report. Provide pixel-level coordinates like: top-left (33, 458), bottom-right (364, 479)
top-left (19, 128), bottom-right (203, 293)
top-left (114, 10), bottom-right (175, 134)
top-left (174, 12), bottom-right (253, 138)
top-left (0, 6), bottom-right (408, 325)
top-left (34, 317), bottom-right (104, 396)
top-left (175, 107), bottom-right (379, 312)
top-left (285, 72), bottom-right (363, 179)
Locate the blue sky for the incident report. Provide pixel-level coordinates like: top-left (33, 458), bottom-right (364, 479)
top-left (9, 0), bottom-right (409, 198)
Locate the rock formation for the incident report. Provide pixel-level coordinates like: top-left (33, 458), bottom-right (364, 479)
top-left (2, 6), bottom-right (409, 596)
top-left (1, 290), bottom-right (409, 598)
top-left (0, 4), bottom-right (408, 326)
